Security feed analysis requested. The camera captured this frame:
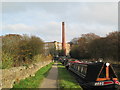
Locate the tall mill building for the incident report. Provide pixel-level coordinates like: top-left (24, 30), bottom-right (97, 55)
top-left (44, 41), bottom-right (70, 56)
top-left (44, 22), bottom-right (70, 56)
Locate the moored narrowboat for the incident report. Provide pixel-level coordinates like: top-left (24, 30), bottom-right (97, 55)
top-left (68, 60), bottom-right (120, 89)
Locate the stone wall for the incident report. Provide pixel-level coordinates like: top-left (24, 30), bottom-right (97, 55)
top-left (0, 61), bottom-right (51, 89)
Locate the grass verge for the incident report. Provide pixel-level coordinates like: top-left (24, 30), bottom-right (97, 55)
top-left (12, 62), bottom-right (53, 88)
top-left (58, 63), bottom-right (83, 89)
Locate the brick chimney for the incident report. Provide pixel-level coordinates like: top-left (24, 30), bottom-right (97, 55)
top-left (62, 22), bottom-right (66, 56)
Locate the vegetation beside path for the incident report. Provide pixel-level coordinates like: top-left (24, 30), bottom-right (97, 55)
top-left (12, 62), bottom-right (53, 88)
top-left (58, 63), bottom-right (83, 89)
top-left (1, 34), bottom-right (52, 69)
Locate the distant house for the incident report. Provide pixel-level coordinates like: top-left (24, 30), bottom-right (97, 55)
top-left (44, 41), bottom-right (70, 56)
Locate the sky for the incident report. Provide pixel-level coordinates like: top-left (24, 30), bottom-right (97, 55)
top-left (1, 1), bottom-right (118, 42)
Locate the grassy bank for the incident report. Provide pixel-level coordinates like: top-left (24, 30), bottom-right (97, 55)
top-left (58, 63), bottom-right (82, 89)
top-left (12, 62), bottom-right (53, 88)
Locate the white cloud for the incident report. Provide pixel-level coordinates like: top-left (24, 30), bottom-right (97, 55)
top-left (2, 22), bottom-right (62, 41)
top-left (2, 2), bottom-right (117, 26)
top-left (2, 22), bottom-right (117, 42)
top-left (66, 23), bottom-right (117, 41)
top-left (65, 2), bottom-right (118, 25)
top-left (3, 24), bottom-right (37, 32)
top-left (1, 2), bottom-right (118, 42)
top-left (1, 0), bottom-right (119, 2)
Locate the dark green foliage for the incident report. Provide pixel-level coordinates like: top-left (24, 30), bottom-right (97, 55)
top-left (70, 45), bottom-right (80, 59)
top-left (57, 49), bottom-right (65, 56)
top-left (70, 31), bottom-right (120, 62)
top-left (88, 31), bottom-right (119, 61)
top-left (70, 33), bottom-right (99, 59)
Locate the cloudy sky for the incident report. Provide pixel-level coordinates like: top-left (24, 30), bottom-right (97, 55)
top-left (1, 2), bottom-right (118, 42)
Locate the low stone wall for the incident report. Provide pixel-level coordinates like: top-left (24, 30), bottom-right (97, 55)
top-left (1, 61), bottom-right (51, 89)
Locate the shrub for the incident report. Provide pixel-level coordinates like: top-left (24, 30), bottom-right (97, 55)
top-left (2, 34), bottom-right (45, 68)
top-left (1, 52), bottom-right (14, 69)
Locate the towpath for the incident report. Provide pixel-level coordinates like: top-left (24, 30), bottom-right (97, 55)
top-left (40, 62), bottom-right (58, 88)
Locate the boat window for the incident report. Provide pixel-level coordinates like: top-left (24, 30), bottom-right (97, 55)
top-left (76, 65), bottom-right (78, 70)
top-left (78, 66), bottom-right (80, 71)
top-left (82, 66), bottom-right (87, 75)
top-left (74, 64), bottom-right (77, 70)
top-left (73, 65), bottom-right (75, 68)
top-left (81, 67), bottom-right (83, 73)
top-left (74, 65), bottom-right (76, 70)
top-left (79, 66), bottom-right (81, 72)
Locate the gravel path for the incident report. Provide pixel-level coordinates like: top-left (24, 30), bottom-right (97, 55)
top-left (40, 63), bottom-right (58, 88)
